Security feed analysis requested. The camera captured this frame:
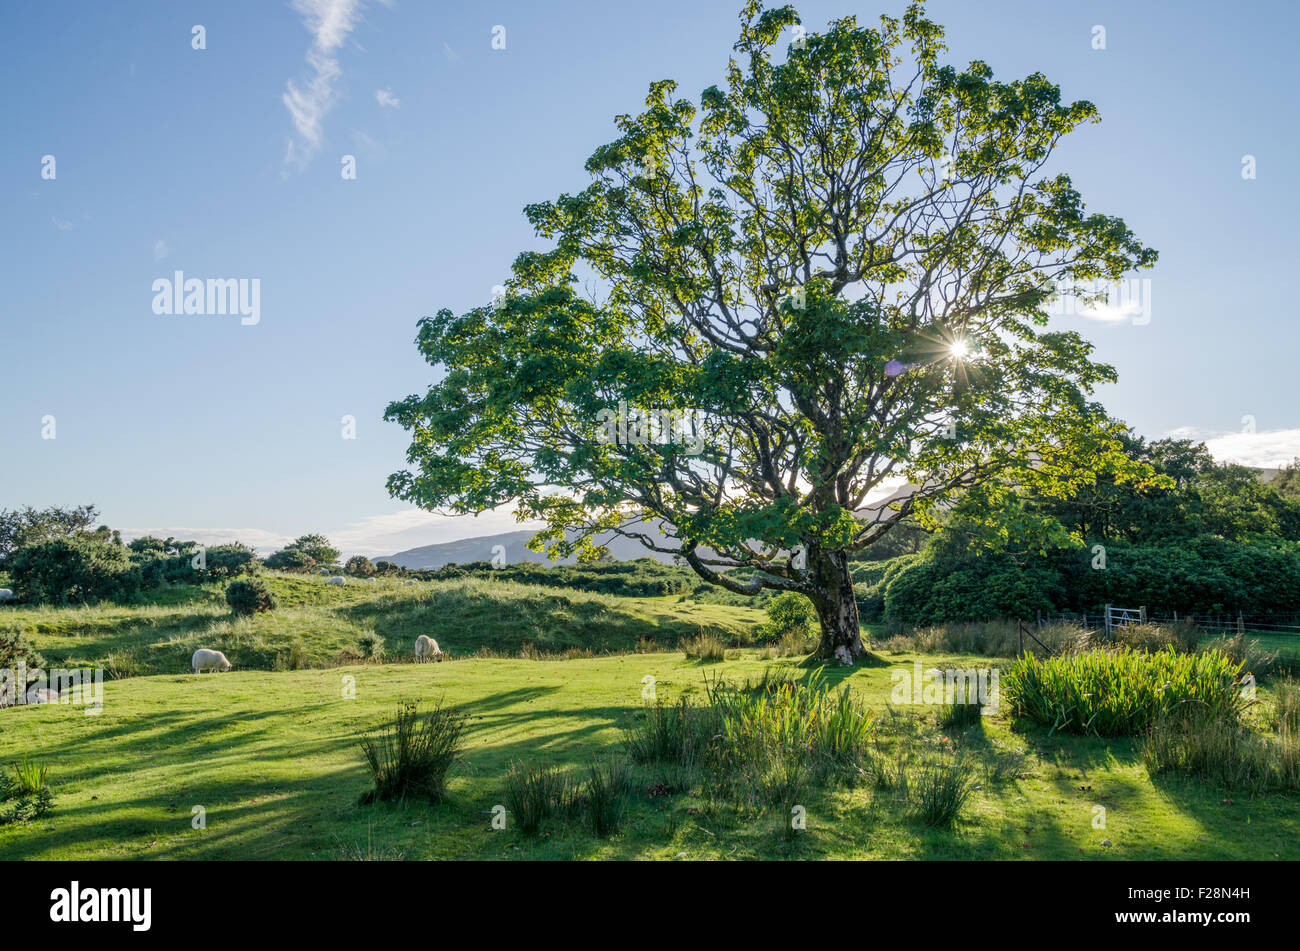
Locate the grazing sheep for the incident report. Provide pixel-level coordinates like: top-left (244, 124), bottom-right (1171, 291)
top-left (414, 635), bottom-right (444, 663)
top-left (403, 581), bottom-right (415, 586)
top-left (192, 649), bottom-right (232, 674)
top-left (0, 588), bottom-right (14, 602)
top-left (326, 576), bottom-right (346, 586)
top-left (319, 568), bottom-right (330, 575)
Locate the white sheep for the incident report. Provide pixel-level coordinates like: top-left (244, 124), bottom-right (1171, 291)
top-left (192, 649), bottom-right (232, 674)
top-left (403, 581), bottom-right (415, 586)
top-left (326, 576), bottom-right (346, 586)
top-left (414, 635), bottom-right (444, 663)
top-left (0, 588), bottom-right (14, 602)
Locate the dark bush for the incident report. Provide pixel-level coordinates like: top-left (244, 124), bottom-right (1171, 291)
top-left (884, 553), bottom-right (1057, 626)
top-left (205, 543), bottom-right (258, 579)
top-left (226, 578), bottom-right (276, 617)
top-left (345, 555), bottom-right (375, 577)
top-left (881, 537), bottom-right (1300, 624)
top-left (265, 548), bottom-right (315, 572)
top-left (9, 537), bottom-right (141, 605)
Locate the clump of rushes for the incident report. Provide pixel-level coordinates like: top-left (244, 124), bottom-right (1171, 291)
top-left (583, 760), bottom-right (632, 837)
top-left (504, 763), bottom-right (566, 836)
top-left (1002, 647), bottom-right (1248, 736)
top-left (937, 676), bottom-right (984, 728)
top-left (909, 758), bottom-right (974, 828)
top-left (1144, 706), bottom-right (1300, 793)
top-left (0, 759), bottom-right (54, 826)
top-left (360, 701), bottom-right (466, 805)
top-left (682, 631), bottom-right (727, 661)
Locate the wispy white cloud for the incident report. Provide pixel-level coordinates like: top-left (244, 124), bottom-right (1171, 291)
top-left (375, 87), bottom-right (399, 109)
top-left (153, 239), bottom-right (170, 262)
top-left (1163, 426), bottom-right (1300, 469)
top-left (282, 0), bottom-right (365, 169)
top-left (51, 216), bottom-right (73, 231)
top-left (442, 42), bottom-right (459, 64)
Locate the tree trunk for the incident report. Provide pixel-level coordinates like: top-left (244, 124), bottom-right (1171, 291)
top-left (809, 546), bottom-right (867, 665)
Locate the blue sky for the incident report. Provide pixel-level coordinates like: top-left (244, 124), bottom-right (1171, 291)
top-left (2, 0), bottom-right (1297, 557)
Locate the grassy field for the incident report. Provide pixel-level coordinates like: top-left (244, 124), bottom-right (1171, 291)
top-left (2, 573), bottom-right (765, 675)
top-left (2, 648), bottom-right (1297, 860)
top-left (2, 576), bottom-right (1297, 861)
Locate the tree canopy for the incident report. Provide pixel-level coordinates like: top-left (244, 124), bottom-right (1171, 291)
top-left (386, 2), bottom-right (1159, 661)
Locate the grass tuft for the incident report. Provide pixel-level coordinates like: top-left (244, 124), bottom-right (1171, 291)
top-left (359, 701), bottom-right (466, 805)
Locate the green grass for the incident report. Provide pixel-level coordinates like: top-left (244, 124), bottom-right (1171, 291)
top-left (1252, 633), bottom-right (1300, 663)
top-left (2, 581), bottom-right (1296, 860)
top-left (1, 647), bottom-right (1296, 860)
top-left (0, 572), bottom-right (765, 675)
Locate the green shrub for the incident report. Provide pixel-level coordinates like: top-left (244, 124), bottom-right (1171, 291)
top-left (1003, 647), bottom-right (1249, 736)
top-left (0, 629), bottom-right (44, 674)
top-left (265, 548), bottom-right (315, 572)
top-left (758, 591), bottom-right (817, 641)
top-left (9, 536), bottom-right (140, 605)
top-left (884, 553), bottom-right (1058, 626)
top-left (345, 556), bottom-right (375, 577)
top-left (360, 701), bottom-right (466, 805)
top-left (204, 543), bottom-right (258, 579)
top-left (226, 578), bottom-right (276, 617)
top-left (882, 538), bottom-right (1300, 624)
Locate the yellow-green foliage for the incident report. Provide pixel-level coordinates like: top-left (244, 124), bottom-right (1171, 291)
top-left (1003, 647), bottom-right (1249, 736)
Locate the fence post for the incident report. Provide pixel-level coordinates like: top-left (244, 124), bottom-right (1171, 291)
top-left (1018, 621), bottom-right (1023, 656)
top-left (1173, 610), bottom-right (1178, 623)
top-left (1238, 615), bottom-right (1245, 634)
top-left (1037, 610), bottom-right (1042, 629)
top-left (1140, 605), bottom-right (1147, 624)
top-left (1105, 604), bottom-right (1112, 641)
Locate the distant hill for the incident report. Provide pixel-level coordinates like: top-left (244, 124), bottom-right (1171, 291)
top-left (377, 528), bottom-right (686, 569)
top-left (378, 486), bottom-right (916, 570)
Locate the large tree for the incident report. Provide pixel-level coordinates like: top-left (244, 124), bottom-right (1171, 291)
top-left (283, 534), bottom-right (341, 567)
top-left (0, 504), bottom-right (100, 568)
top-left (386, 2), bottom-right (1158, 663)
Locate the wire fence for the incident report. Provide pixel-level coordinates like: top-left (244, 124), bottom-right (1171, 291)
top-left (1030, 607), bottom-right (1300, 655)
